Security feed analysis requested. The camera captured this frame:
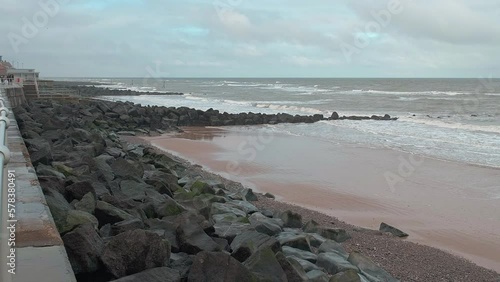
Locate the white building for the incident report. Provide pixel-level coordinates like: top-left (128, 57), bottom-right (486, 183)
top-left (6, 68), bottom-right (40, 85)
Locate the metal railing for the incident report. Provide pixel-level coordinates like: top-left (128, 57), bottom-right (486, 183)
top-left (0, 96), bottom-right (11, 242)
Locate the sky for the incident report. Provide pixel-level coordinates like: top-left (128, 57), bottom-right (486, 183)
top-left (1, 0), bottom-right (499, 78)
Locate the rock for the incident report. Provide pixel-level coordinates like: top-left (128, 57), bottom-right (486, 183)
top-left (188, 251), bottom-right (257, 282)
top-left (156, 197), bottom-right (186, 218)
top-left (331, 112), bottom-right (340, 120)
top-left (230, 230), bottom-right (280, 262)
top-left (187, 180), bottom-right (215, 195)
top-left (25, 138), bottom-right (53, 165)
top-left (228, 200), bottom-right (259, 215)
top-left (316, 252), bottom-right (358, 275)
top-left (275, 252), bottom-right (308, 282)
top-left (241, 188), bottom-right (258, 201)
top-left (111, 218), bottom-right (145, 235)
top-left (45, 191), bottom-right (73, 232)
top-left (37, 164), bottom-right (66, 179)
top-left (347, 252), bottom-right (398, 282)
top-left (111, 158), bottom-right (144, 179)
top-left (213, 222), bottom-right (253, 241)
top-left (95, 200), bottom-right (135, 226)
top-left (282, 246), bottom-right (317, 263)
top-left (306, 269), bottom-right (330, 282)
top-left (288, 256), bottom-right (322, 273)
top-left (117, 131), bottom-right (136, 136)
top-left (66, 181), bottom-right (96, 201)
top-left (110, 267), bottom-right (181, 282)
top-left (101, 229), bottom-right (170, 278)
top-left (248, 212), bottom-right (283, 236)
top-left (213, 237), bottom-right (231, 252)
top-left (307, 232), bottom-right (327, 248)
top-left (74, 192), bottom-right (96, 214)
top-left (53, 162), bottom-right (75, 177)
top-left (93, 155), bottom-right (115, 182)
top-left (176, 217), bottom-right (221, 254)
top-left (60, 210), bottom-right (99, 234)
top-left (330, 269), bottom-right (362, 282)
top-left (318, 240), bottom-right (349, 259)
top-left (100, 223), bottom-right (112, 237)
top-left (279, 210), bottom-right (303, 228)
top-left (243, 247), bottom-right (287, 282)
top-left (62, 224), bottom-right (104, 275)
top-left (264, 192), bottom-right (275, 199)
top-left (277, 232), bottom-right (312, 252)
top-left (379, 222), bottom-right (408, 237)
top-left (118, 180), bottom-right (150, 201)
top-left (169, 253), bottom-right (193, 279)
top-left (303, 219), bottom-right (320, 233)
top-left (318, 228), bottom-right (351, 243)
top-left (211, 202), bottom-right (247, 218)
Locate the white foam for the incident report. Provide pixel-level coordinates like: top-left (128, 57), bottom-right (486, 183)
top-left (348, 89), bottom-right (466, 96)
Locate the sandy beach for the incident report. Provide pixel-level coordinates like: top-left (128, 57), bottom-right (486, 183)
top-left (144, 126), bottom-right (500, 274)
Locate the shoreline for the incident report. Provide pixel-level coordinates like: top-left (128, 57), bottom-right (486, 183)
top-left (140, 126), bottom-right (500, 274)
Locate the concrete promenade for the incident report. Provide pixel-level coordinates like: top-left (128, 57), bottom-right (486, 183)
top-left (0, 85), bottom-right (76, 282)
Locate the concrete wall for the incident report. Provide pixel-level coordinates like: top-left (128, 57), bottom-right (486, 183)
top-left (0, 87), bottom-right (76, 282)
top-left (4, 87), bottom-right (26, 108)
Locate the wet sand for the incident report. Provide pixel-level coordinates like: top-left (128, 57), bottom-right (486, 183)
top-left (144, 126), bottom-right (500, 273)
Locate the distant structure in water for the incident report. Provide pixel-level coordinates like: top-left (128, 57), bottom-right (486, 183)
top-left (0, 55), bottom-right (40, 98)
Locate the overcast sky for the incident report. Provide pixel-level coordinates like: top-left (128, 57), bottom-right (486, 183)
top-left (1, 0), bottom-right (499, 77)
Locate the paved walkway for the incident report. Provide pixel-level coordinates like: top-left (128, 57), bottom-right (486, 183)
top-left (0, 86), bottom-right (76, 281)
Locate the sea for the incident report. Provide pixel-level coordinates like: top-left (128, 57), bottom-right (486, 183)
top-left (59, 78), bottom-right (500, 169)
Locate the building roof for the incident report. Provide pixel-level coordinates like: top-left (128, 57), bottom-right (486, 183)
top-left (7, 68), bottom-right (38, 74)
top-left (0, 66), bottom-right (6, 76)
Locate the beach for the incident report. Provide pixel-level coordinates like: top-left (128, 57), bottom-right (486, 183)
top-left (145, 126), bottom-right (500, 273)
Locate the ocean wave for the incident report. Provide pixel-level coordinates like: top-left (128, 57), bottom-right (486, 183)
top-left (398, 117), bottom-right (500, 134)
top-left (254, 103), bottom-right (324, 115)
top-left (348, 89), bottom-right (467, 96)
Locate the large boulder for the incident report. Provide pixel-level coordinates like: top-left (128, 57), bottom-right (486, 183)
top-left (118, 180), bottom-right (150, 201)
top-left (330, 269), bottom-right (362, 282)
top-left (25, 138), bottom-right (53, 165)
top-left (275, 252), bottom-right (308, 282)
top-left (60, 210), bottom-right (99, 234)
top-left (318, 240), bottom-right (348, 259)
top-left (277, 232), bottom-right (312, 252)
top-left (316, 252), bottom-right (358, 275)
top-left (95, 201), bottom-right (135, 226)
top-left (111, 158), bottom-right (144, 179)
top-left (111, 218), bottom-right (145, 235)
top-left (188, 251), bottom-right (257, 282)
top-left (318, 228), bottom-right (351, 243)
top-left (279, 210), bottom-right (303, 228)
top-left (66, 181), bottom-right (96, 201)
top-left (230, 230), bottom-right (280, 262)
top-left (74, 192), bottom-right (96, 214)
top-left (305, 270), bottom-right (329, 282)
top-left (176, 217), bottom-right (220, 254)
top-left (243, 247), bottom-right (287, 282)
top-left (110, 267), bottom-right (181, 282)
top-left (248, 212), bottom-right (283, 236)
top-left (156, 197), bottom-right (186, 218)
top-left (45, 191), bottom-right (73, 232)
top-left (379, 222), bottom-right (408, 237)
top-left (101, 229), bottom-right (171, 278)
top-left (62, 224), bottom-right (104, 275)
top-left (282, 246), bottom-right (317, 263)
top-left (347, 252), bottom-right (398, 282)
top-left (213, 222), bottom-right (253, 241)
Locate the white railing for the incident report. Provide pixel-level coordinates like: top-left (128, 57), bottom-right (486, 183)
top-left (0, 97), bottom-right (11, 246)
